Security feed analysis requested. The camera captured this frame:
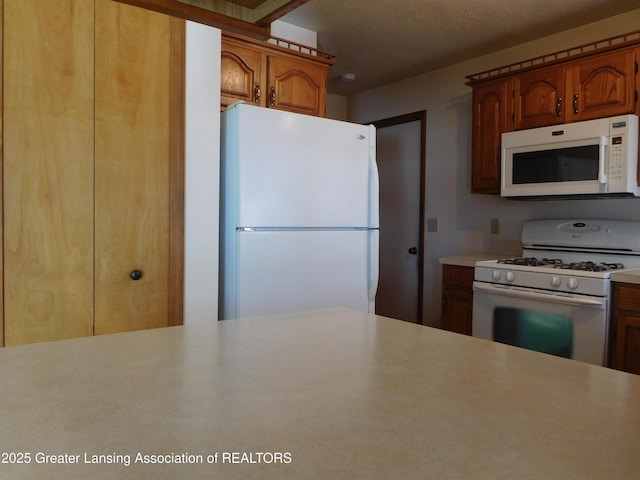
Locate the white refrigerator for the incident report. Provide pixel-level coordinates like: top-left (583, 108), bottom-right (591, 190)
top-left (219, 102), bottom-right (379, 320)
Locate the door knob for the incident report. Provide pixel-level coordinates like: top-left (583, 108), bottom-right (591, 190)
top-left (408, 247), bottom-right (418, 255)
top-left (130, 269), bottom-right (143, 281)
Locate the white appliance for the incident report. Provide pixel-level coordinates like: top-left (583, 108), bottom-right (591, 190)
top-left (501, 114), bottom-right (639, 199)
top-left (219, 102), bottom-right (379, 320)
top-left (472, 219), bottom-right (640, 366)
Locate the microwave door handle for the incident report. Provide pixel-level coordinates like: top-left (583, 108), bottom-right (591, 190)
top-left (598, 136), bottom-right (608, 184)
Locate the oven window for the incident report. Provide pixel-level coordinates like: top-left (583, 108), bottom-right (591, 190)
top-left (493, 307), bottom-right (573, 358)
top-left (512, 145), bottom-right (599, 184)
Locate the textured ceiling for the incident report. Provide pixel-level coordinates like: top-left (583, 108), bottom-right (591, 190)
top-left (280, 0), bottom-right (640, 96)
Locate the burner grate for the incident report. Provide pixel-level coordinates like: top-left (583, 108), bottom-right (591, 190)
top-left (497, 257), bottom-right (626, 271)
top-left (554, 262), bottom-right (625, 272)
top-left (498, 257), bottom-right (563, 267)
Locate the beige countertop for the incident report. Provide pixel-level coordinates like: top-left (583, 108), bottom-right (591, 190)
top-left (438, 253), bottom-right (508, 267)
top-left (611, 268), bottom-right (640, 284)
top-left (1, 308), bottom-right (639, 479)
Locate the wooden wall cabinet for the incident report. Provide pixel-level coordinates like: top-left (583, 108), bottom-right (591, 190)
top-left (221, 33), bottom-right (333, 117)
top-left (468, 33), bottom-right (640, 194)
top-left (471, 79), bottom-right (511, 193)
top-left (569, 50), bottom-right (636, 122)
top-left (221, 39), bottom-right (263, 108)
top-left (610, 283), bottom-right (640, 375)
top-left (2, 0), bottom-right (184, 346)
top-left (513, 66), bottom-right (566, 130)
top-left (514, 50), bottom-right (637, 130)
top-left (441, 265), bottom-right (474, 335)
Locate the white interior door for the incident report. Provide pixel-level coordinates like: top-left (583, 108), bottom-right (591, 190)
top-left (374, 115), bottom-right (424, 323)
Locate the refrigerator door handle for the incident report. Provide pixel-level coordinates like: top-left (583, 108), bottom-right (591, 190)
top-left (368, 124), bottom-right (380, 229)
top-left (368, 229), bottom-right (379, 313)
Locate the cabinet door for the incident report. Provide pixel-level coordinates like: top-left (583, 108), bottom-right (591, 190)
top-left (636, 47), bottom-right (640, 117)
top-left (513, 67), bottom-right (566, 129)
top-left (3, 0), bottom-right (95, 346)
top-left (221, 40), bottom-right (264, 108)
top-left (441, 266), bottom-right (474, 335)
top-left (267, 55), bottom-right (327, 117)
top-left (471, 80), bottom-right (509, 193)
top-left (612, 313), bottom-right (640, 375)
top-left (569, 50), bottom-right (636, 122)
top-left (611, 284), bottom-right (640, 374)
top-left (442, 289), bottom-right (473, 335)
top-left (94, 0), bottom-right (172, 335)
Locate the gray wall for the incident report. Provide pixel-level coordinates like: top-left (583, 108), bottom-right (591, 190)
top-left (346, 9), bottom-right (640, 326)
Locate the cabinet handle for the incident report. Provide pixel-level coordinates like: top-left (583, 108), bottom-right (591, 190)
top-left (254, 84), bottom-right (261, 104)
top-left (270, 86), bottom-right (276, 107)
top-left (573, 94), bottom-right (579, 114)
top-left (130, 269), bottom-right (143, 281)
top-left (450, 276), bottom-right (465, 285)
top-left (556, 96), bottom-right (563, 116)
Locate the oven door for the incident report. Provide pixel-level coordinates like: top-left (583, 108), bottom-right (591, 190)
top-left (472, 282), bottom-right (608, 366)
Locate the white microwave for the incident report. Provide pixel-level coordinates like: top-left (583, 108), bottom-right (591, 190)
top-left (501, 114), bottom-right (639, 199)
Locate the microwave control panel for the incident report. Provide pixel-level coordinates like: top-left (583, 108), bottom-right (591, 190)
top-left (609, 136), bottom-right (624, 182)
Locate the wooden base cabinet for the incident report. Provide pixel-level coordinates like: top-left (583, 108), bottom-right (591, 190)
top-left (2, 0), bottom-right (184, 346)
top-left (441, 265), bottom-right (474, 335)
top-left (221, 33), bottom-right (333, 117)
top-left (610, 283), bottom-right (640, 375)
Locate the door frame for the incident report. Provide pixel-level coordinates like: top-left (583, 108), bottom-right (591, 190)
top-left (369, 111), bottom-right (426, 324)
top-left (169, 18), bottom-right (186, 326)
top-left (1, 0), bottom-right (4, 343)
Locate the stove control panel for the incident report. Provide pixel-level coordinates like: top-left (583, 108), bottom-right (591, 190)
top-left (474, 264), bottom-right (608, 297)
top-left (522, 218), bottom-right (640, 253)
top-left (559, 221), bottom-right (601, 233)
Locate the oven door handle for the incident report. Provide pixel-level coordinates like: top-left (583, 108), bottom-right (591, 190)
top-left (472, 282), bottom-right (607, 308)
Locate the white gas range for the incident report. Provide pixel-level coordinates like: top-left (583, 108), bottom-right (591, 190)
top-left (472, 219), bottom-right (640, 366)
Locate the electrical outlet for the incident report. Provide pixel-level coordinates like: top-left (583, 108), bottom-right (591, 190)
top-left (427, 218), bottom-right (439, 232)
top-left (491, 218), bottom-right (500, 235)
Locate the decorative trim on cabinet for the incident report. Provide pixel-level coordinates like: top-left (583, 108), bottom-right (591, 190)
top-left (466, 29), bottom-right (640, 85)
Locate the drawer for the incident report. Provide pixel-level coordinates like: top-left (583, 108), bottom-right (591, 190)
top-left (442, 265), bottom-right (474, 289)
top-left (614, 284), bottom-right (640, 312)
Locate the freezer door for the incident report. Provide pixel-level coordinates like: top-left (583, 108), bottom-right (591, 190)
top-left (222, 230), bottom-right (376, 319)
top-left (228, 104), bottom-right (376, 228)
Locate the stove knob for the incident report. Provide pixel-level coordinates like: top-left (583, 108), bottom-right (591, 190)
top-left (491, 270), bottom-right (502, 281)
top-left (550, 275), bottom-right (562, 288)
top-left (505, 271), bottom-right (515, 283)
top-left (567, 277), bottom-right (579, 289)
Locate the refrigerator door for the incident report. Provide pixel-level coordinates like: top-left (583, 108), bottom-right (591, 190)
top-left (222, 230), bottom-right (376, 319)
top-left (226, 103), bottom-right (376, 228)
